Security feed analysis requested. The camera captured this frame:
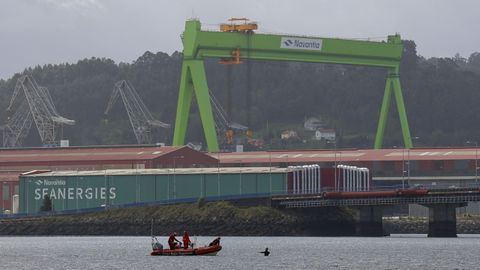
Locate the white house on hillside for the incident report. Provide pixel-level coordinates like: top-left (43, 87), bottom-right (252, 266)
top-left (281, 130), bottom-right (299, 140)
top-left (315, 129), bottom-right (336, 141)
top-left (304, 117), bottom-right (325, 131)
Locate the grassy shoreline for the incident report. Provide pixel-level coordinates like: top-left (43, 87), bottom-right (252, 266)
top-left (0, 201), bottom-right (356, 236)
top-left (3, 202), bottom-right (479, 235)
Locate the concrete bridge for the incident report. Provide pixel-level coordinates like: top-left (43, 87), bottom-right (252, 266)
top-left (272, 189), bottom-right (480, 237)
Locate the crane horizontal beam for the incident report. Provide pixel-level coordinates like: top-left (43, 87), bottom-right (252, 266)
top-left (183, 20), bottom-right (402, 70)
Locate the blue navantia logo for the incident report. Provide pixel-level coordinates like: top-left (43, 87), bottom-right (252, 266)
top-left (281, 37), bottom-right (323, 51)
top-left (284, 39), bottom-right (293, 47)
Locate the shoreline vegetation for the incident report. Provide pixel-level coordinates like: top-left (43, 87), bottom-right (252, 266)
top-left (0, 201), bottom-right (479, 236)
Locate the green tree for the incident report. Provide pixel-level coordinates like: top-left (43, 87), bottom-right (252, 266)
top-left (40, 195), bottom-right (53, 212)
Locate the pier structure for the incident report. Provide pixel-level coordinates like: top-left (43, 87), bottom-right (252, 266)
top-left (273, 191), bottom-right (480, 237)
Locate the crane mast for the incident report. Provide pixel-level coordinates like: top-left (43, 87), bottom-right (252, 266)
top-left (2, 100), bottom-right (33, 147)
top-left (3, 75), bottom-right (75, 147)
top-left (104, 80), bottom-right (170, 144)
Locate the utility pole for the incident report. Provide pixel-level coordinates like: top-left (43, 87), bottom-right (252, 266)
top-left (407, 148), bottom-right (410, 185)
top-left (407, 136), bottom-right (420, 186)
top-left (327, 139), bottom-right (337, 190)
top-left (475, 142), bottom-right (478, 186)
top-left (466, 140), bottom-right (478, 187)
top-left (402, 148), bottom-right (405, 189)
top-left (172, 156), bottom-right (184, 200)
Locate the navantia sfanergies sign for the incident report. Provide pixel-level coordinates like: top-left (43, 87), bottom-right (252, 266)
top-left (33, 179), bottom-right (116, 200)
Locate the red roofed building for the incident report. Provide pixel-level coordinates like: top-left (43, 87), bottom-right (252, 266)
top-left (210, 147), bottom-right (480, 187)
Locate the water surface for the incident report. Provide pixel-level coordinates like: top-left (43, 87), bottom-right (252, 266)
top-left (0, 235), bottom-right (479, 269)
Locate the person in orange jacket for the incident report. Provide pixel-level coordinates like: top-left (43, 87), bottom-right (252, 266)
top-left (183, 231), bottom-right (191, 249)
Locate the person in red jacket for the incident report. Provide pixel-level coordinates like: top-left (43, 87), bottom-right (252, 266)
top-left (168, 232), bottom-right (180, 250)
top-left (209, 237), bottom-right (221, 246)
top-left (183, 231), bottom-right (191, 249)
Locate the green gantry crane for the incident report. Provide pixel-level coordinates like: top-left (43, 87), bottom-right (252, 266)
top-left (173, 18), bottom-right (412, 152)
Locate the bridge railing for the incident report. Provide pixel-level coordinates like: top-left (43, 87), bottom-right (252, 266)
top-left (285, 182), bottom-right (480, 195)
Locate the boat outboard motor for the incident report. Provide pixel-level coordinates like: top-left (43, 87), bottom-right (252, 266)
top-left (152, 237), bottom-right (163, 251)
top-left (152, 242), bottom-right (163, 251)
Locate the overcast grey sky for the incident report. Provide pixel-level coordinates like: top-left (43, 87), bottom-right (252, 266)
top-left (0, 0), bottom-right (479, 79)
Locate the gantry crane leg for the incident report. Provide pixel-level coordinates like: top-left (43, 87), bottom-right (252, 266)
top-left (374, 70), bottom-right (412, 149)
top-left (173, 60), bottom-right (219, 151)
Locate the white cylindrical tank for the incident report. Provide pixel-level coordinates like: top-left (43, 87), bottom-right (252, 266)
top-left (362, 168), bottom-right (369, 191)
top-left (333, 165), bottom-right (370, 192)
top-left (303, 166), bottom-right (310, 193)
top-left (292, 166), bottom-right (297, 194)
top-left (350, 166), bottom-right (355, 191)
top-left (348, 166), bottom-right (353, 191)
top-left (303, 165), bottom-right (310, 193)
top-left (312, 165), bottom-right (315, 193)
top-left (311, 165), bottom-right (315, 193)
top-left (344, 166), bottom-right (349, 191)
top-left (302, 166), bottom-right (306, 194)
top-left (345, 166), bottom-right (349, 191)
top-left (355, 167), bottom-right (360, 191)
top-left (12, 194), bottom-right (19, 214)
top-left (308, 165), bottom-right (312, 193)
top-left (310, 165), bottom-right (315, 193)
top-left (365, 168), bottom-right (370, 191)
top-left (339, 165), bottom-right (346, 191)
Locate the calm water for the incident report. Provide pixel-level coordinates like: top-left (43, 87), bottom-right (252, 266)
top-left (0, 235), bottom-right (479, 269)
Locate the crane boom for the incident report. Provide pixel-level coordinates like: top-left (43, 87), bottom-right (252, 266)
top-left (104, 80), bottom-right (170, 144)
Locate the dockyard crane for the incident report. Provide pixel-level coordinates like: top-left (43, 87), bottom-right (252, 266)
top-left (2, 100), bottom-right (33, 147)
top-left (173, 19), bottom-right (411, 152)
top-left (209, 90), bottom-right (248, 145)
top-left (2, 75), bottom-right (75, 147)
top-left (104, 80), bottom-right (170, 144)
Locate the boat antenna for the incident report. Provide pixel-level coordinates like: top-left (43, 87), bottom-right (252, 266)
top-left (151, 219), bottom-right (154, 237)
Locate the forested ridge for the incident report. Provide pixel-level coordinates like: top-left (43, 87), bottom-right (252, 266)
top-left (1, 40), bottom-right (480, 149)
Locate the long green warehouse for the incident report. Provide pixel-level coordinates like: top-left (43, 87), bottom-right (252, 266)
top-left (19, 167), bottom-right (289, 214)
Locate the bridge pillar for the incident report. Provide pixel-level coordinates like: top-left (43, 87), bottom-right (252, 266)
top-left (425, 203), bottom-right (465, 237)
top-left (354, 206), bottom-right (386, 236)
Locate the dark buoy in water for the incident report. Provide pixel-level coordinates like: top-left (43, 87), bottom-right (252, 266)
top-left (260, 247), bottom-right (270, 256)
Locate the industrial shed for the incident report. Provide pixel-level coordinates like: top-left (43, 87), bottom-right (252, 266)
top-left (19, 167), bottom-right (288, 214)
